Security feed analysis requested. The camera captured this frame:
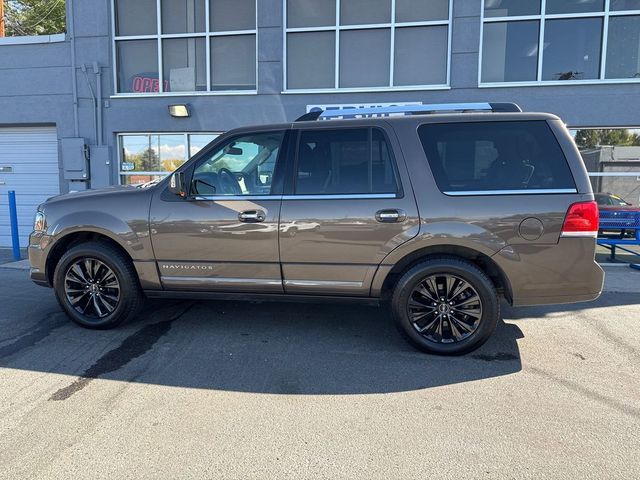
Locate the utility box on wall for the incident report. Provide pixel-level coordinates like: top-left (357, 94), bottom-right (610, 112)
top-left (89, 146), bottom-right (112, 188)
top-left (61, 138), bottom-right (89, 180)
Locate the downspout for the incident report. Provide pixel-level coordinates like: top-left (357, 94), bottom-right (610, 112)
top-left (68, 0), bottom-right (79, 137)
top-left (81, 64), bottom-right (98, 145)
top-left (94, 62), bottom-right (103, 146)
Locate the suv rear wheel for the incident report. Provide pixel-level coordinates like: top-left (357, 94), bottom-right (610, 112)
top-left (391, 258), bottom-right (499, 355)
top-left (53, 242), bottom-right (144, 329)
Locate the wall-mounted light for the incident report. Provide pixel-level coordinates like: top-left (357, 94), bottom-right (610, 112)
top-left (168, 104), bottom-right (191, 118)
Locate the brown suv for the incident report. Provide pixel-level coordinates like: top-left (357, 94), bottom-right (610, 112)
top-left (28, 103), bottom-right (604, 355)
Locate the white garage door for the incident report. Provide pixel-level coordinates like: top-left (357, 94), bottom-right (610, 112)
top-left (0, 127), bottom-right (60, 248)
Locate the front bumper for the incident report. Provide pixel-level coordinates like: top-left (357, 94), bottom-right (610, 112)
top-left (28, 231), bottom-right (52, 287)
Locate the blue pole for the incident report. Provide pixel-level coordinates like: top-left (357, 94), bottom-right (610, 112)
top-left (8, 190), bottom-right (21, 261)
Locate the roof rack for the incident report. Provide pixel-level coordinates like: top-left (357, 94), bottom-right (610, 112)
top-left (295, 102), bottom-right (522, 121)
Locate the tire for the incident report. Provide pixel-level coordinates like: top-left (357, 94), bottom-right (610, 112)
top-left (53, 241), bottom-right (144, 329)
top-left (390, 257), bottom-right (500, 355)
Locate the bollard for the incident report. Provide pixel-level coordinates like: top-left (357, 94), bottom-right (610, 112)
top-left (8, 190), bottom-right (21, 261)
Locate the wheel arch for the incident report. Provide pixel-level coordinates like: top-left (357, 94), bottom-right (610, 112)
top-left (45, 231), bottom-right (134, 286)
top-left (376, 244), bottom-right (513, 304)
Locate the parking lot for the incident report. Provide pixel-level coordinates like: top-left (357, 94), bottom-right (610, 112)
top-left (0, 265), bottom-right (638, 479)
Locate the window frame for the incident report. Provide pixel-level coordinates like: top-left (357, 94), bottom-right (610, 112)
top-left (111, 0), bottom-right (258, 97)
top-left (118, 131), bottom-right (221, 184)
top-left (282, 0), bottom-right (453, 93)
top-left (479, 0), bottom-right (640, 87)
top-left (289, 125), bottom-right (403, 198)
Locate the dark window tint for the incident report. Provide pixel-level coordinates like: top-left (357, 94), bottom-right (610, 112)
top-left (295, 128), bottom-right (398, 195)
top-left (418, 121), bottom-right (576, 193)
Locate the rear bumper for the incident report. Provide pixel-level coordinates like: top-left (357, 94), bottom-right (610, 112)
top-left (493, 238), bottom-right (604, 307)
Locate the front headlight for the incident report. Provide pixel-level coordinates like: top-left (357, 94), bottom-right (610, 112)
top-left (33, 211), bottom-right (47, 232)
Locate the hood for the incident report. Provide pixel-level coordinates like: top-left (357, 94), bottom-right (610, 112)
top-left (43, 184), bottom-right (154, 207)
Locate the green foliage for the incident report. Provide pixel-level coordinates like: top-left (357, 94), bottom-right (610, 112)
top-left (574, 129), bottom-right (640, 149)
top-left (129, 148), bottom-right (161, 172)
top-left (4, 0), bottom-right (66, 36)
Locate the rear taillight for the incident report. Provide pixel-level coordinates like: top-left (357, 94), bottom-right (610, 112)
top-left (561, 201), bottom-right (599, 237)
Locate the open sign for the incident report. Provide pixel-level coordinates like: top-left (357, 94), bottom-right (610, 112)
top-left (129, 73), bottom-right (169, 93)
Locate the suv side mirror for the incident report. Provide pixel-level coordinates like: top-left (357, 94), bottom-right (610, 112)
top-left (168, 171), bottom-right (186, 197)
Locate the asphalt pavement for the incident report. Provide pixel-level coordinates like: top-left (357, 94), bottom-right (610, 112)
top-left (0, 266), bottom-right (638, 479)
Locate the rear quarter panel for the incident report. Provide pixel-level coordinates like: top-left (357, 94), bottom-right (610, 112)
top-left (373, 114), bottom-right (603, 305)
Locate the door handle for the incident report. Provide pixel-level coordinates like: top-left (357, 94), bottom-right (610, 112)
top-left (238, 210), bottom-right (266, 223)
top-left (375, 209), bottom-right (406, 223)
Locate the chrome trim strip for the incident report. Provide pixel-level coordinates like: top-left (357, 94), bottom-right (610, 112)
top-left (281, 193), bottom-right (397, 200)
top-left (284, 280), bottom-right (364, 288)
top-left (561, 231), bottom-right (598, 238)
top-left (162, 276), bottom-right (282, 286)
top-left (443, 189), bottom-right (577, 196)
top-left (191, 194), bottom-right (398, 201)
top-left (191, 195), bottom-right (281, 201)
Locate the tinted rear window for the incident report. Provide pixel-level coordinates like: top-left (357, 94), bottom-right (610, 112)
top-left (418, 121), bottom-right (576, 193)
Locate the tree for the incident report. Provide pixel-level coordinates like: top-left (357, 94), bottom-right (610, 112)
top-left (3, 0), bottom-right (66, 37)
top-left (574, 129), bottom-right (640, 149)
top-left (129, 148), bottom-right (161, 172)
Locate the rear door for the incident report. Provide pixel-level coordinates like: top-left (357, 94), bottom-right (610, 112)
top-left (278, 123), bottom-right (419, 296)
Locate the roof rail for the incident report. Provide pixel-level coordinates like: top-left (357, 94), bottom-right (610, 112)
top-left (295, 102), bottom-right (522, 121)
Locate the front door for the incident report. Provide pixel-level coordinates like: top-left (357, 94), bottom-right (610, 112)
top-left (279, 124), bottom-right (419, 296)
top-left (150, 129), bottom-right (287, 292)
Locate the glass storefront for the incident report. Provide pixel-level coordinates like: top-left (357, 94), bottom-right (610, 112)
top-left (119, 133), bottom-right (220, 185)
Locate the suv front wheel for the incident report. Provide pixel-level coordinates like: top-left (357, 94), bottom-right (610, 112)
top-left (391, 258), bottom-right (499, 355)
top-left (53, 242), bottom-right (144, 329)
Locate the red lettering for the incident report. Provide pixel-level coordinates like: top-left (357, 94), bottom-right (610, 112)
top-left (132, 77), bottom-right (141, 92)
top-left (131, 75), bottom-right (169, 93)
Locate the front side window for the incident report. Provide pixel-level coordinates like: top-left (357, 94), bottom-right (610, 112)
top-left (285, 0), bottom-right (451, 90)
top-left (481, 1), bottom-right (640, 84)
top-left (191, 132), bottom-right (285, 196)
top-left (113, 0), bottom-right (256, 94)
top-left (295, 128), bottom-right (398, 195)
top-left (418, 121), bottom-right (576, 194)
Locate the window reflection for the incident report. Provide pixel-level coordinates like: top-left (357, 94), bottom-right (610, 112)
top-left (542, 18), bottom-right (602, 81)
top-left (482, 21), bottom-right (539, 83)
top-left (120, 133), bottom-right (220, 185)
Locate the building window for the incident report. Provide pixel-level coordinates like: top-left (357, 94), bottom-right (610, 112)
top-left (119, 133), bottom-right (220, 185)
top-left (113, 0), bottom-right (256, 94)
top-left (481, 0), bottom-right (640, 85)
top-left (284, 0), bottom-right (451, 91)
